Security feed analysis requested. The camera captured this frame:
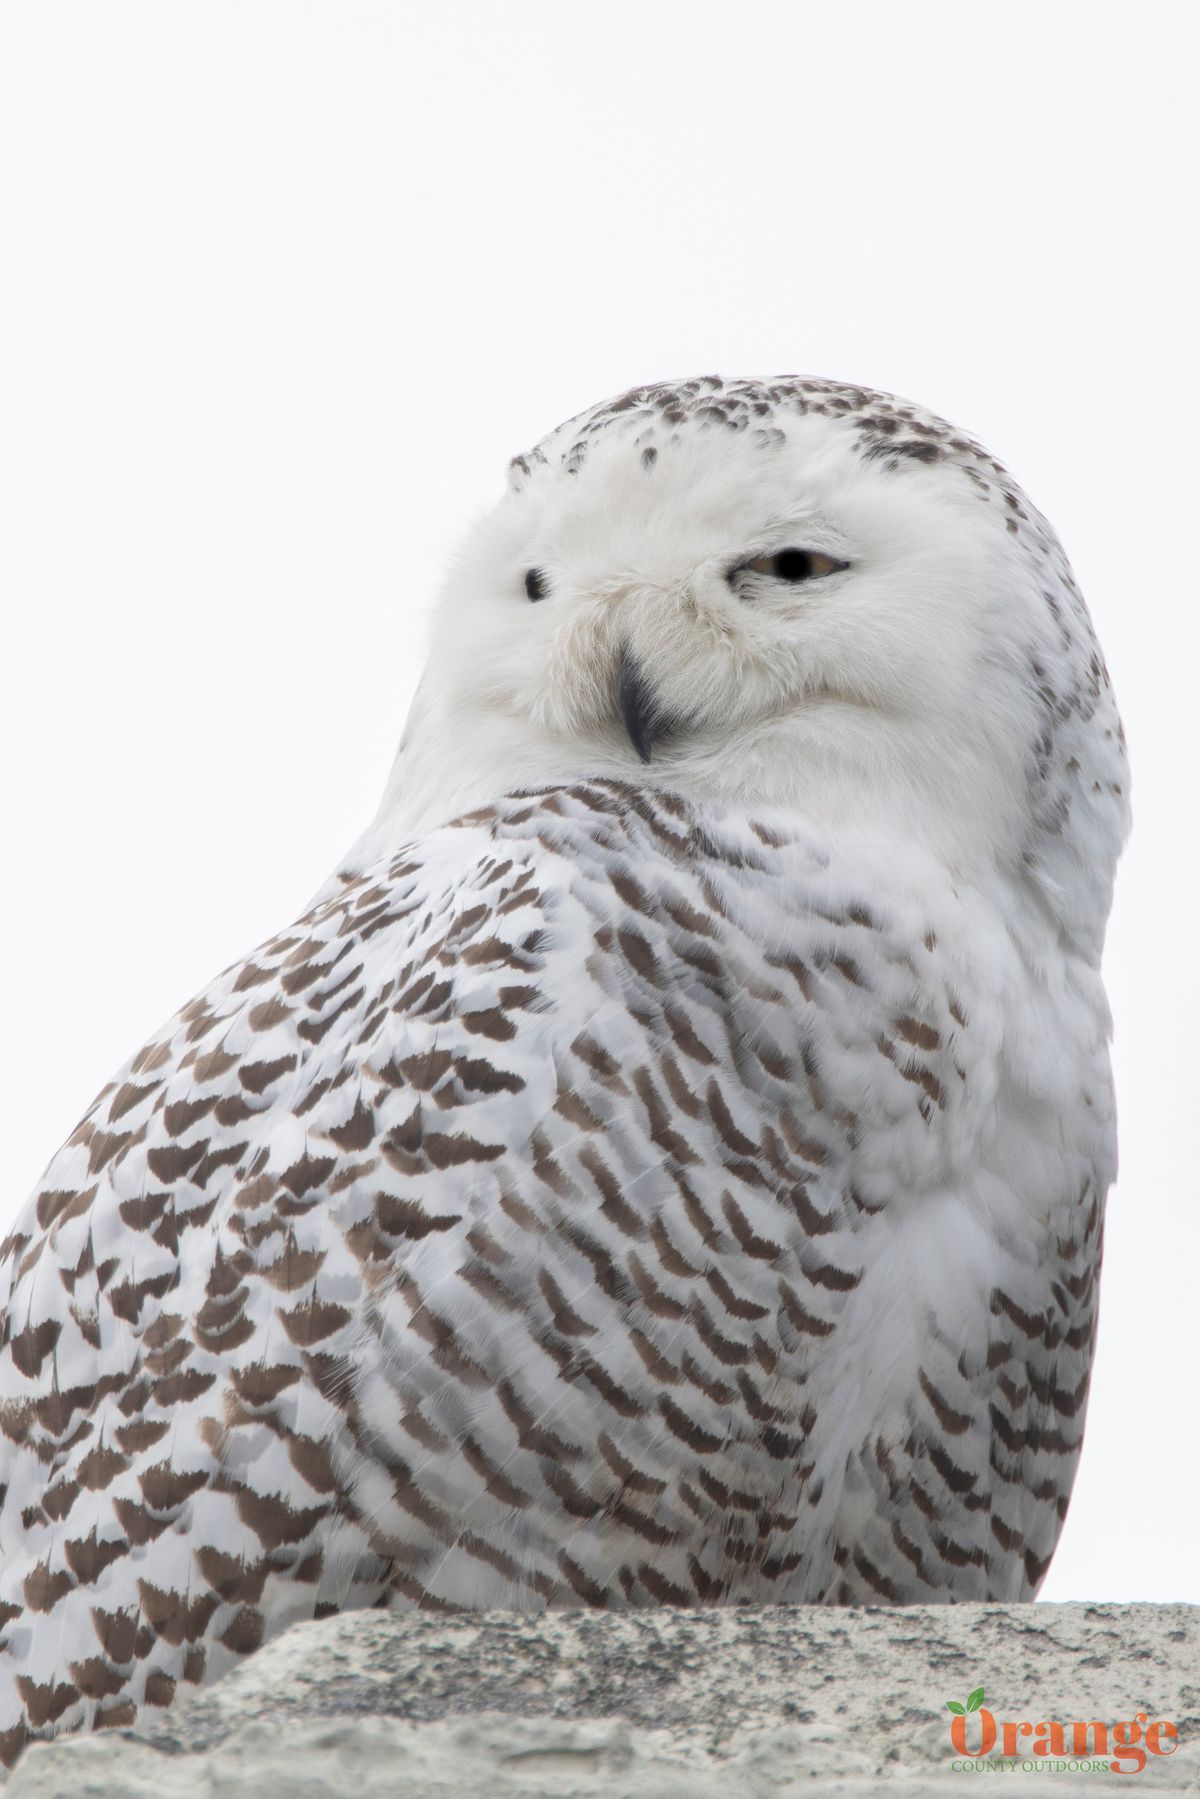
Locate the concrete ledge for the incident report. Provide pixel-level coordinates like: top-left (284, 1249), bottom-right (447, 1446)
top-left (9, 1604), bottom-right (1198, 1795)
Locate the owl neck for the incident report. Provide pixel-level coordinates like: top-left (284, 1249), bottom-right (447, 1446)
top-left (350, 690), bottom-right (1030, 923)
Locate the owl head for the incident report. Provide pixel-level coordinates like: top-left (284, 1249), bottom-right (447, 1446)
top-left (375, 377), bottom-right (1128, 956)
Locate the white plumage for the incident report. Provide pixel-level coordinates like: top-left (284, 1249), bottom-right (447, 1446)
top-left (0, 376), bottom-right (1128, 1765)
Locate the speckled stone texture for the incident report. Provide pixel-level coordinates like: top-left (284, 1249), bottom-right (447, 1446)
top-left (8, 1605), bottom-right (1198, 1796)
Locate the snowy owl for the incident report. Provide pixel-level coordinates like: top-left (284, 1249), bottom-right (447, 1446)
top-left (0, 376), bottom-right (1128, 1764)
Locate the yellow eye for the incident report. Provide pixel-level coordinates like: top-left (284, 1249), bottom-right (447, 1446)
top-left (744, 549), bottom-right (847, 582)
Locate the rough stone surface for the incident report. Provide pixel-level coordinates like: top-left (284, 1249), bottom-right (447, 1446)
top-left (8, 1605), bottom-right (1198, 1795)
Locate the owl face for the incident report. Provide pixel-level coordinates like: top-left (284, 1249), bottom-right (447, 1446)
top-left (464, 417), bottom-right (1029, 760)
top-left (381, 378), bottom-right (1126, 947)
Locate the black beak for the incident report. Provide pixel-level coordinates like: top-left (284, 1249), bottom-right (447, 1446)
top-left (617, 649), bottom-right (662, 764)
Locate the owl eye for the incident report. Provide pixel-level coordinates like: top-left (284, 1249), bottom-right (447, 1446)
top-left (525, 568), bottom-right (548, 602)
top-left (739, 548), bottom-right (848, 583)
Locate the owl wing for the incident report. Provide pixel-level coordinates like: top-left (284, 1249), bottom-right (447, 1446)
top-left (0, 780), bottom-right (1112, 1763)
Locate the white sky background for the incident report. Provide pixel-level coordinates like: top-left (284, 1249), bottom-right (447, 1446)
top-left (0, 2), bottom-right (1194, 1605)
